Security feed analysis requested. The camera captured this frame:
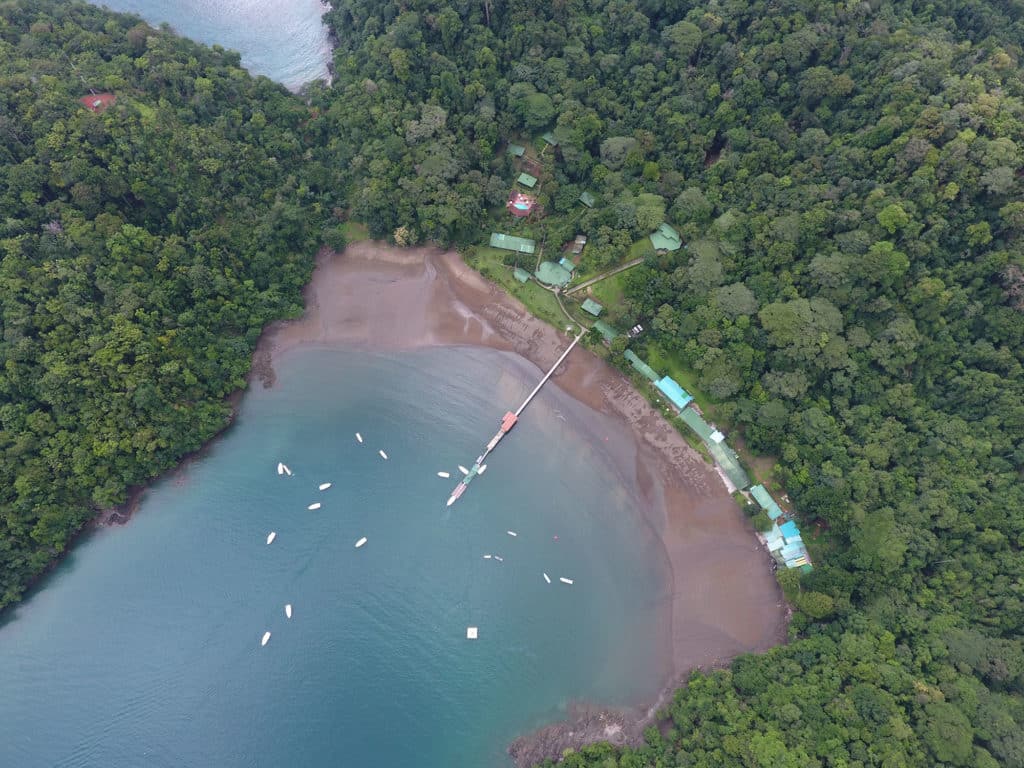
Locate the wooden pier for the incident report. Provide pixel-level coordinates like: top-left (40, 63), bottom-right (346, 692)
top-left (446, 330), bottom-right (585, 506)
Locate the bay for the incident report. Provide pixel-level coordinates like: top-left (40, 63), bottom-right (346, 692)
top-left (90, 0), bottom-right (332, 90)
top-left (0, 346), bottom-right (669, 767)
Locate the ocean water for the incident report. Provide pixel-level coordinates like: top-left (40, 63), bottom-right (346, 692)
top-left (0, 346), bottom-right (669, 767)
top-left (91, 0), bottom-right (332, 90)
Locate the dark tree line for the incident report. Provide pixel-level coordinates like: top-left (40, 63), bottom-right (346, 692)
top-left (0, 1), bottom-right (332, 607)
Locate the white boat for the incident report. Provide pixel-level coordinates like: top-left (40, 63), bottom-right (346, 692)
top-left (277, 462), bottom-right (284, 475)
top-left (494, 555), bottom-right (504, 562)
top-left (458, 465), bottom-right (469, 475)
top-left (483, 554), bottom-right (492, 559)
top-left (308, 502), bottom-right (321, 510)
top-left (261, 631), bottom-right (271, 647)
top-left (282, 464), bottom-right (292, 476)
top-left (437, 471), bottom-right (450, 478)
top-left (559, 577), bottom-right (574, 585)
top-left (379, 450), bottom-right (388, 460)
top-left (478, 464), bottom-right (487, 475)
top-left (319, 482), bottom-right (332, 491)
top-left (507, 530), bottom-right (517, 537)
top-left (356, 432), bottom-right (363, 443)
top-left (355, 536), bottom-right (367, 548)
top-left (543, 573), bottom-right (551, 584)
top-left (266, 531), bottom-right (276, 545)
top-left (285, 604), bottom-right (292, 619)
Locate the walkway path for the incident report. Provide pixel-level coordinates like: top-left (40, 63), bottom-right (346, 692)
top-left (564, 257), bottom-right (645, 295)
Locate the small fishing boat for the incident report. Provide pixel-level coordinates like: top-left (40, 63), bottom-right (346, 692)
top-left (285, 604), bottom-right (292, 619)
top-left (308, 502), bottom-right (321, 510)
top-left (319, 482), bottom-right (332, 491)
top-left (277, 462), bottom-right (284, 475)
top-left (507, 530), bottom-right (517, 537)
top-left (483, 554), bottom-right (492, 559)
top-left (543, 573), bottom-right (551, 584)
top-left (356, 432), bottom-right (363, 443)
top-left (458, 465), bottom-right (469, 475)
top-left (494, 556), bottom-right (504, 562)
top-left (437, 471), bottom-right (450, 478)
top-left (355, 536), bottom-right (367, 548)
top-left (266, 531), bottom-right (276, 545)
top-left (559, 577), bottom-right (574, 585)
top-left (282, 464), bottom-right (292, 476)
top-left (379, 450), bottom-right (388, 460)
top-left (261, 631), bottom-right (271, 647)
top-left (478, 464), bottom-right (487, 475)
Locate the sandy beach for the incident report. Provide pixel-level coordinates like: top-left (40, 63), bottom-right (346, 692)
top-left (256, 241), bottom-right (787, 764)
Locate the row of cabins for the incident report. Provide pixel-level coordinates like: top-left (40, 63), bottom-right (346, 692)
top-left (623, 347), bottom-right (811, 571)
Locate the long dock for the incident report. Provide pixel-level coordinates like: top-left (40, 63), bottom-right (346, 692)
top-left (446, 330), bottom-right (585, 506)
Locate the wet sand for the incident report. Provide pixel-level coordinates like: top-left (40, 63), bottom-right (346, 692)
top-left (257, 242), bottom-right (787, 764)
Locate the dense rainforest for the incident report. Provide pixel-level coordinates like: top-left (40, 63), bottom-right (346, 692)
top-left (313, 0), bottom-right (1024, 765)
top-left (0, 1), bottom-right (332, 607)
top-left (3, 0), bottom-right (1024, 766)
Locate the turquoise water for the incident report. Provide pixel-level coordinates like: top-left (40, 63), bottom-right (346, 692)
top-left (0, 346), bottom-right (669, 767)
top-left (92, 0), bottom-right (332, 90)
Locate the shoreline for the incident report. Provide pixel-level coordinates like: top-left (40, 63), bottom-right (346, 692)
top-left (255, 241), bottom-right (789, 765)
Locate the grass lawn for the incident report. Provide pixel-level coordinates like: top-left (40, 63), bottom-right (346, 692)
top-left (587, 272), bottom-right (628, 319)
top-left (469, 247), bottom-right (576, 332)
top-left (340, 221), bottom-right (370, 243)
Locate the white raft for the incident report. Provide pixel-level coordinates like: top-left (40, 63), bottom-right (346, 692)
top-left (483, 554), bottom-right (492, 559)
top-left (281, 464), bottom-right (292, 476)
top-left (559, 577), bottom-right (574, 585)
top-left (437, 471), bottom-right (450, 478)
top-left (458, 465), bottom-right (469, 475)
top-left (355, 536), bottom-right (367, 548)
top-left (277, 462), bottom-right (284, 475)
top-left (379, 450), bottom-right (388, 460)
top-left (285, 604), bottom-right (292, 619)
top-left (494, 556), bottom-right (504, 562)
top-left (507, 530), bottom-right (518, 537)
top-left (261, 631), bottom-right (271, 647)
top-left (319, 482), bottom-right (332, 491)
top-left (356, 432), bottom-right (363, 443)
top-left (543, 573), bottom-right (551, 584)
top-left (478, 464), bottom-right (487, 475)
top-left (308, 502), bottom-right (321, 510)
top-left (266, 531), bottom-right (277, 545)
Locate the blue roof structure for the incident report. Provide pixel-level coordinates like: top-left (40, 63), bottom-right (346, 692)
top-left (654, 376), bottom-right (694, 410)
top-left (779, 520), bottom-right (801, 540)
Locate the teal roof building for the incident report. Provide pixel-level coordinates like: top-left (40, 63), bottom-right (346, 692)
top-left (490, 233), bottom-right (536, 254)
top-left (535, 261), bottom-right (572, 287)
top-left (650, 222), bottom-right (682, 251)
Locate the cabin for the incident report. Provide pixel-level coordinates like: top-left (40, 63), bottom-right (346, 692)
top-left (79, 93), bottom-right (116, 113)
top-left (649, 222), bottom-right (682, 252)
top-left (581, 298), bottom-right (604, 317)
top-left (517, 172), bottom-right (538, 189)
top-left (490, 233), bottom-right (536, 254)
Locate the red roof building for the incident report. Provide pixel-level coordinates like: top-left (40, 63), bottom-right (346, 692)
top-left (79, 93), bottom-right (117, 113)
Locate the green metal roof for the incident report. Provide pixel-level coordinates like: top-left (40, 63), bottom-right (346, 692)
top-left (593, 320), bottom-right (617, 342)
top-left (581, 298), bottom-right (603, 316)
top-left (649, 222), bottom-right (682, 251)
top-left (541, 132), bottom-right (558, 146)
top-left (507, 143), bottom-right (526, 157)
top-left (489, 232), bottom-right (536, 254)
top-left (623, 349), bottom-right (660, 382)
top-left (535, 261), bottom-right (572, 287)
top-left (750, 484), bottom-right (784, 520)
top-left (513, 267), bottom-right (531, 283)
top-left (679, 407), bottom-right (716, 442)
top-left (579, 191), bottom-right (596, 208)
top-left (517, 172), bottom-right (538, 188)
top-left (708, 440), bottom-right (750, 490)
